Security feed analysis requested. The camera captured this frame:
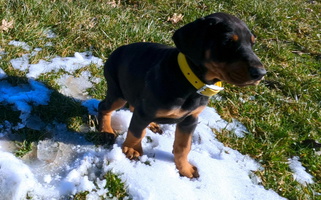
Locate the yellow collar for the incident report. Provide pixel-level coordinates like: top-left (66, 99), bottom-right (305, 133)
top-left (177, 53), bottom-right (223, 97)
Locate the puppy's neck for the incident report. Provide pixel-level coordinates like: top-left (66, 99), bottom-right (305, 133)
top-left (183, 54), bottom-right (219, 85)
top-left (177, 53), bottom-right (223, 97)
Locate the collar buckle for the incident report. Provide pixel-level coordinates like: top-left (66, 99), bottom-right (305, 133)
top-left (197, 84), bottom-right (224, 96)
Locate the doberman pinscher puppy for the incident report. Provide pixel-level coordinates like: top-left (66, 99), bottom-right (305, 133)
top-left (98, 12), bottom-right (266, 178)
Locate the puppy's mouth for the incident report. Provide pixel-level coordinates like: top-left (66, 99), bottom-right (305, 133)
top-left (211, 73), bottom-right (264, 87)
top-left (231, 66), bottom-right (266, 87)
top-left (233, 76), bottom-right (265, 87)
top-left (204, 61), bottom-right (266, 87)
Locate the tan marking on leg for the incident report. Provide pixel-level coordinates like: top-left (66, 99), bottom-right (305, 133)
top-left (99, 112), bottom-right (114, 133)
top-left (129, 105), bottom-right (135, 112)
top-left (172, 107), bottom-right (205, 178)
top-left (155, 108), bottom-right (188, 119)
top-left (173, 128), bottom-right (199, 178)
top-left (148, 122), bottom-right (163, 134)
top-left (191, 106), bottom-right (206, 117)
top-left (99, 99), bottom-right (127, 135)
top-left (155, 106), bottom-right (205, 120)
top-left (122, 129), bottom-right (146, 159)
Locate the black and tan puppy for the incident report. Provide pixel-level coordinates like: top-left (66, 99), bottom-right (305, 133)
top-left (98, 12), bottom-right (266, 178)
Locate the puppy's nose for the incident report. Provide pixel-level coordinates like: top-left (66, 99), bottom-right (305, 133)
top-left (249, 67), bottom-right (266, 80)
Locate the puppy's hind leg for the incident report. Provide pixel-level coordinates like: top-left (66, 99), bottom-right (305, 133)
top-left (98, 96), bottom-right (127, 144)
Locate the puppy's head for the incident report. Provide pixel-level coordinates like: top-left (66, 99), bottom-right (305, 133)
top-left (173, 12), bottom-right (266, 86)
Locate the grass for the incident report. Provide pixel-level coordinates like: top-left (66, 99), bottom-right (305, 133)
top-left (0, 0), bottom-right (320, 199)
top-left (104, 170), bottom-right (129, 199)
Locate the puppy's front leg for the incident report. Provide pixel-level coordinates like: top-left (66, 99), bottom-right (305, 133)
top-left (122, 129), bottom-right (146, 159)
top-left (122, 107), bottom-right (150, 159)
top-left (173, 115), bottom-right (199, 178)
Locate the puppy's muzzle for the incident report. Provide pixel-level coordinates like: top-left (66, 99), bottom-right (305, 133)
top-left (249, 67), bottom-right (266, 81)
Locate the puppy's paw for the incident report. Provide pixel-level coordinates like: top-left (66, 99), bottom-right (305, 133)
top-left (178, 163), bottom-right (199, 178)
top-left (122, 146), bottom-right (142, 160)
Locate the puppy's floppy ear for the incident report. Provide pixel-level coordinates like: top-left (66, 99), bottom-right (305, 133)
top-left (172, 17), bottom-right (219, 64)
top-left (172, 18), bottom-right (207, 64)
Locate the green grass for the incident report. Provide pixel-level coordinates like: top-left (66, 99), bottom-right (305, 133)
top-left (13, 128), bottom-right (47, 157)
top-left (1, 0), bottom-right (320, 199)
top-left (72, 171), bottom-right (128, 200)
top-left (104, 170), bottom-right (129, 199)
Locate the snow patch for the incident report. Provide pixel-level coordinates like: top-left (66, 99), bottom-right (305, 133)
top-left (0, 79), bottom-right (51, 130)
top-left (0, 151), bottom-right (37, 200)
top-left (44, 29), bottom-right (57, 38)
top-left (0, 106), bottom-right (287, 200)
top-left (0, 121), bottom-right (11, 138)
top-left (198, 107), bottom-right (248, 137)
top-left (0, 67), bottom-right (7, 79)
top-left (10, 54), bottom-right (30, 70)
top-left (289, 156), bottom-right (314, 185)
top-left (82, 99), bottom-right (100, 115)
top-left (9, 41), bottom-right (103, 79)
top-left (8, 40), bottom-right (31, 51)
top-left (27, 52), bottom-right (103, 79)
top-left (56, 72), bottom-right (93, 100)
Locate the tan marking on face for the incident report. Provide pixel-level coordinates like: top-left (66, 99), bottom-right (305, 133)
top-left (204, 61), bottom-right (260, 86)
top-left (205, 49), bottom-right (211, 60)
top-left (251, 35), bottom-right (256, 43)
top-left (232, 34), bottom-right (239, 42)
top-left (203, 61), bottom-right (227, 81)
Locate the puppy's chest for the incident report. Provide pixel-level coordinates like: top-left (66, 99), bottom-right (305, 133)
top-left (154, 96), bottom-right (208, 120)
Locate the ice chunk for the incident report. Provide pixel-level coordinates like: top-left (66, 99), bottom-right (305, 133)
top-left (37, 140), bottom-right (60, 162)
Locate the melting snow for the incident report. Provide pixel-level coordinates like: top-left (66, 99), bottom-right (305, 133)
top-left (8, 40), bottom-right (31, 51)
top-left (288, 156), bottom-right (314, 185)
top-left (0, 79), bottom-right (52, 131)
top-left (0, 68), bottom-right (7, 79)
top-left (9, 47), bottom-right (103, 79)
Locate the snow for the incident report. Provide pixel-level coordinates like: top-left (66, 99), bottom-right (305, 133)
top-left (0, 152), bottom-right (36, 200)
top-left (0, 79), bottom-right (52, 131)
top-left (288, 156), bottom-right (314, 185)
top-left (44, 29), bottom-right (57, 38)
top-left (8, 40), bottom-right (31, 51)
top-left (0, 67), bottom-right (6, 79)
top-left (0, 40), bottom-right (312, 199)
top-left (9, 47), bottom-right (103, 79)
top-left (56, 71), bottom-right (101, 100)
